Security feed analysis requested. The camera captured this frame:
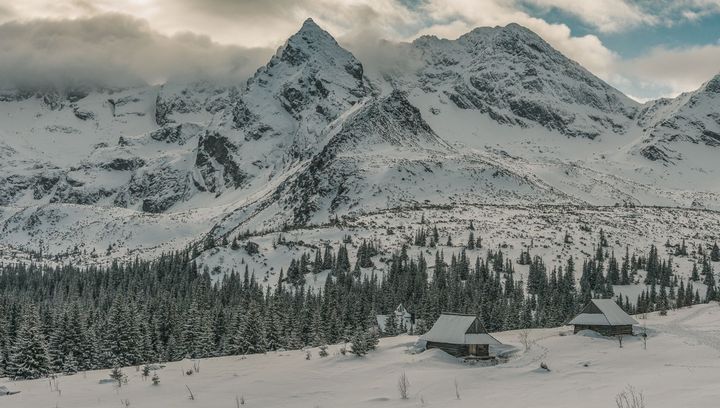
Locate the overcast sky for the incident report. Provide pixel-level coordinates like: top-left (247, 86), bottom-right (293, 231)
top-left (1, 0), bottom-right (719, 101)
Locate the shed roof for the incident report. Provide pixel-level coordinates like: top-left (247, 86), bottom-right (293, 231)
top-left (421, 313), bottom-right (501, 345)
top-left (376, 314), bottom-right (413, 332)
top-left (569, 299), bottom-right (638, 326)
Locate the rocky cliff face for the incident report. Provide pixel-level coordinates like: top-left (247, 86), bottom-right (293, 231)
top-left (398, 23), bottom-right (639, 139)
top-left (636, 75), bottom-right (720, 163)
top-left (1, 19), bottom-right (720, 252)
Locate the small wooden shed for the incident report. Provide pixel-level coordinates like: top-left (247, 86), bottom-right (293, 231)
top-left (376, 304), bottom-right (415, 334)
top-left (569, 299), bottom-right (638, 336)
top-left (421, 313), bottom-right (501, 357)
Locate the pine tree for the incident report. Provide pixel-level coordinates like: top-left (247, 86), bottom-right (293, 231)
top-left (0, 308), bottom-right (8, 375)
top-left (711, 242), bottom-right (720, 262)
top-left (180, 301), bottom-right (214, 359)
top-left (109, 367), bottom-right (127, 387)
top-left (103, 298), bottom-right (141, 367)
top-left (703, 260), bottom-right (716, 301)
top-left (658, 285), bottom-right (668, 316)
top-left (7, 305), bottom-right (50, 380)
top-left (322, 246), bottom-right (334, 270)
top-left (620, 246), bottom-right (630, 285)
top-left (685, 282), bottom-right (695, 307)
top-left (599, 229), bottom-right (608, 247)
top-left (691, 263), bottom-right (699, 281)
top-left (674, 239), bottom-right (688, 256)
top-left (384, 312), bottom-right (398, 336)
top-left (349, 327), bottom-right (368, 356)
top-left (142, 364), bottom-right (152, 380)
top-left (63, 351), bottom-right (79, 375)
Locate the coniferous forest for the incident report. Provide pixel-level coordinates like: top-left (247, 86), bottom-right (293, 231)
top-left (0, 229), bottom-right (717, 380)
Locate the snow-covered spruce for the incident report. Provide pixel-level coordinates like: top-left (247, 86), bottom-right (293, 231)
top-left (0, 225), bottom-right (718, 378)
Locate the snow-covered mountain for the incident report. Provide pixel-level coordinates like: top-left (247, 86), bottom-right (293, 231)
top-left (1, 18), bottom-right (720, 259)
top-left (401, 23), bottom-right (638, 139)
top-left (636, 75), bottom-right (720, 163)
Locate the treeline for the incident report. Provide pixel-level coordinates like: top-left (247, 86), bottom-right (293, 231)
top-left (0, 229), bottom-right (718, 380)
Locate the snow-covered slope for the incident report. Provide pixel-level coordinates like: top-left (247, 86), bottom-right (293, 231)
top-left (3, 304), bottom-right (720, 408)
top-left (399, 23), bottom-right (638, 140)
top-left (636, 75), bottom-right (720, 163)
top-left (1, 19), bottom-right (720, 261)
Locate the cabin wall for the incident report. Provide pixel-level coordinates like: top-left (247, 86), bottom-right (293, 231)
top-left (426, 342), bottom-right (489, 357)
top-left (573, 324), bottom-right (633, 336)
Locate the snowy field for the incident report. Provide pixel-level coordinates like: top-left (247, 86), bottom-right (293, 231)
top-left (2, 303), bottom-right (719, 408)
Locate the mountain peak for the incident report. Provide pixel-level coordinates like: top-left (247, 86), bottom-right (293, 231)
top-left (701, 73), bottom-right (720, 94)
top-left (502, 22), bottom-right (535, 35)
top-left (301, 17), bottom-right (319, 29)
top-left (289, 18), bottom-right (337, 46)
top-left (275, 18), bottom-right (345, 66)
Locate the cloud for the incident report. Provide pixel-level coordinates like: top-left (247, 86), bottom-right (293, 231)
top-left (416, 0), bottom-right (619, 80)
top-left (524, 0), bottom-right (658, 32)
top-left (156, 0), bottom-right (421, 47)
top-left (672, 0), bottom-right (720, 21)
top-left (0, 0), bottom-right (717, 100)
top-left (0, 4), bottom-right (12, 19)
top-left (0, 13), bottom-right (273, 90)
top-left (617, 43), bottom-right (720, 98)
top-left (0, 1), bottom-right (621, 97)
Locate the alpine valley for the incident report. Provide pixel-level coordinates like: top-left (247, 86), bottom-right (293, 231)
top-left (5, 16), bottom-right (720, 408)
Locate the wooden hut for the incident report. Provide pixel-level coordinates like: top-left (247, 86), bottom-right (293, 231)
top-left (569, 299), bottom-right (638, 336)
top-left (421, 313), bottom-right (501, 357)
top-left (376, 304), bottom-right (414, 334)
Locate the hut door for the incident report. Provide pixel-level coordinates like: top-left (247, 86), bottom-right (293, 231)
top-left (468, 344), bottom-right (478, 356)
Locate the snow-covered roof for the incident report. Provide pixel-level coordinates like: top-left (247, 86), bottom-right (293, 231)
top-left (376, 314), bottom-right (414, 333)
top-left (569, 299), bottom-right (638, 326)
top-left (421, 313), bottom-right (501, 345)
top-left (395, 304), bottom-right (408, 315)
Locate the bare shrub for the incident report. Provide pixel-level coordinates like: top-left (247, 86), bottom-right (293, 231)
top-left (518, 329), bottom-right (532, 351)
top-left (616, 385), bottom-right (645, 408)
top-left (398, 371), bottom-right (410, 400)
top-left (641, 326), bottom-right (648, 350)
top-left (49, 376), bottom-right (61, 396)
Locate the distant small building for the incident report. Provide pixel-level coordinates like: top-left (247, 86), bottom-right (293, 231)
top-left (569, 299), bottom-right (638, 336)
top-left (420, 313), bottom-right (501, 357)
top-left (376, 304), bottom-right (414, 334)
